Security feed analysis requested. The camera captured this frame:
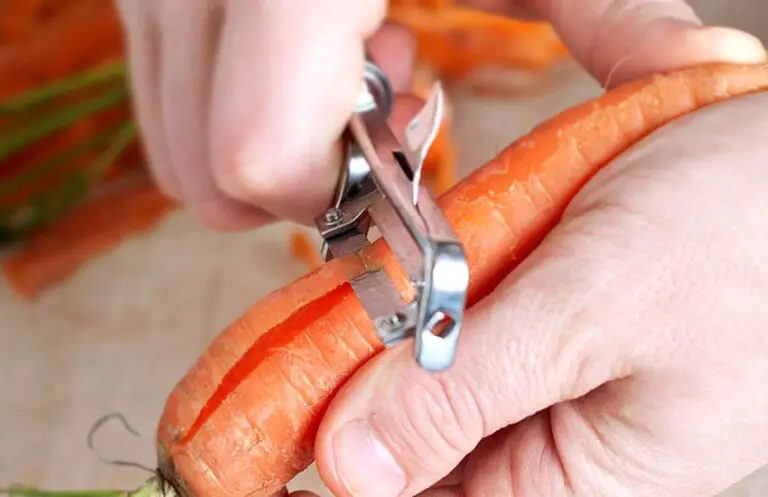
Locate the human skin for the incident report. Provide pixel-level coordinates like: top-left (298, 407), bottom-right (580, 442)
top-left (114, 1), bottom-right (768, 496)
top-left (114, 0), bottom-right (765, 229)
top-left (313, 91), bottom-right (768, 497)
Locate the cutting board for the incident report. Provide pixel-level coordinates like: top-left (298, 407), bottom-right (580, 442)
top-left (3, 4), bottom-right (768, 492)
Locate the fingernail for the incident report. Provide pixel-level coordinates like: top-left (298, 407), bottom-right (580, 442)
top-left (333, 420), bottom-right (406, 497)
top-left (698, 26), bottom-right (768, 64)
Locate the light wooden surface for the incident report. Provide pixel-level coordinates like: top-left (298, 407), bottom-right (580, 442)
top-left (2, 2), bottom-right (768, 495)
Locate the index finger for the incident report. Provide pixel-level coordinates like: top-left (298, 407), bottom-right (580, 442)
top-left (462, 0), bottom-right (767, 87)
top-left (209, 1), bottom-right (411, 224)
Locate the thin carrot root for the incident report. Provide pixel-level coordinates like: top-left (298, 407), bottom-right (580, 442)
top-left (154, 63), bottom-right (768, 497)
top-left (2, 181), bottom-right (176, 299)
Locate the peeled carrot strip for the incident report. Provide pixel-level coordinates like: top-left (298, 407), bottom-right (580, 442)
top-left (387, 5), bottom-right (569, 80)
top-left (2, 182), bottom-right (176, 299)
top-left (289, 230), bottom-right (324, 271)
top-left (154, 63), bottom-right (768, 497)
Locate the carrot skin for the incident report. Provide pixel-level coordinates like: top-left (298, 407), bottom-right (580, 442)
top-left (178, 282), bottom-right (376, 447)
top-left (155, 63), bottom-right (768, 497)
top-left (159, 271), bottom-right (379, 497)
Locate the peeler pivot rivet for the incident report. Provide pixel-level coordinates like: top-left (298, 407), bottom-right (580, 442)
top-left (323, 208), bottom-right (344, 226)
top-left (380, 312), bottom-right (403, 331)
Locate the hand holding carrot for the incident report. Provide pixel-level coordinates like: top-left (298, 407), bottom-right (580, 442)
top-left (113, 2), bottom-right (768, 497)
top-left (305, 86), bottom-right (768, 497)
top-left (114, 0), bottom-right (765, 231)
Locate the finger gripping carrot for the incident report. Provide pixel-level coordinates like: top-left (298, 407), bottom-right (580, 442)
top-left (154, 63), bottom-right (768, 497)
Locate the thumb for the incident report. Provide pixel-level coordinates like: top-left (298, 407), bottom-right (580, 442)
top-left (313, 227), bottom-right (634, 496)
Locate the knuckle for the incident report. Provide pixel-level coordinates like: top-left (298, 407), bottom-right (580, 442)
top-left (379, 370), bottom-right (483, 473)
top-left (211, 147), bottom-right (282, 206)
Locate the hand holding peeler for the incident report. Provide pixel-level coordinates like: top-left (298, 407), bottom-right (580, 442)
top-left (314, 56), bottom-right (469, 373)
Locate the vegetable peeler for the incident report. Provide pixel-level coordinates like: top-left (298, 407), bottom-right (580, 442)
top-left (314, 56), bottom-right (469, 373)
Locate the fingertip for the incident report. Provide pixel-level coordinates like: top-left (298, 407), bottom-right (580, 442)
top-left (314, 346), bottom-right (413, 496)
top-left (533, 0), bottom-right (767, 88)
top-left (315, 344), bottom-right (481, 496)
top-left (600, 22), bottom-right (768, 88)
top-left (368, 21), bottom-right (417, 92)
top-left (694, 26), bottom-right (768, 64)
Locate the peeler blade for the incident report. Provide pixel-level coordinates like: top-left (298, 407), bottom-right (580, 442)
top-left (402, 82), bottom-right (445, 205)
top-left (314, 56), bottom-right (468, 373)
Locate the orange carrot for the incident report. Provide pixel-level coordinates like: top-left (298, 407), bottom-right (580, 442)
top-left (0, 0), bottom-right (123, 98)
top-left (150, 63), bottom-right (768, 497)
top-left (0, 0), bottom-right (80, 44)
top-left (2, 181), bottom-right (176, 299)
top-left (0, 0), bottom-right (47, 45)
top-left (387, 5), bottom-right (568, 80)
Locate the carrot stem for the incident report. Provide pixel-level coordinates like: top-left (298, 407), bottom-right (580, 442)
top-left (1, 490), bottom-right (124, 497)
top-left (0, 61), bottom-right (127, 113)
top-left (86, 121), bottom-right (136, 178)
top-left (0, 86), bottom-right (128, 160)
top-left (0, 122), bottom-right (136, 242)
top-left (0, 477), bottom-right (175, 497)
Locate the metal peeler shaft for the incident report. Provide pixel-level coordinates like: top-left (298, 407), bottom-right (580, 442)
top-left (314, 56), bottom-right (469, 373)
